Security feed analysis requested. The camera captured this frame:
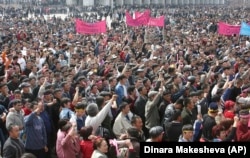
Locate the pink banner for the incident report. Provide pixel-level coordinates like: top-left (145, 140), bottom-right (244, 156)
top-left (126, 10), bottom-right (150, 27)
top-left (148, 16), bottom-right (164, 27)
top-left (75, 19), bottom-right (106, 35)
top-left (218, 22), bottom-right (240, 36)
top-left (135, 11), bottom-right (144, 19)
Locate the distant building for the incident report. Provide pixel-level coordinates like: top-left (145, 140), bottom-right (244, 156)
top-left (81, 0), bottom-right (225, 6)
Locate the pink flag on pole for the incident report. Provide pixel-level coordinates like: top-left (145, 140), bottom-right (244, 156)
top-left (218, 22), bottom-right (240, 36)
top-left (126, 10), bottom-right (150, 27)
top-left (75, 19), bottom-right (106, 35)
top-left (148, 16), bottom-right (165, 27)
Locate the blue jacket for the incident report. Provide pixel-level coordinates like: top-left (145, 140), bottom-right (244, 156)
top-left (221, 88), bottom-right (232, 103)
top-left (24, 112), bottom-right (47, 150)
top-left (171, 87), bottom-right (186, 103)
top-left (115, 83), bottom-right (125, 105)
top-left (193, 120), bottom-right (203, 141)
top-left (76, 115), bottom-right (86, 131)
top-left (59, 108), bottom-right (74, 120)
top-left (40, 111), bottom-right (53, 135)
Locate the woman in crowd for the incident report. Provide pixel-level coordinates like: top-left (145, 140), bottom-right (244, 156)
top-left (212, 116), bottom-right (239, 142)
top-left (80, 126), bottom-right (94, 158)
top-left (91, 137), bottom-right (109, 158)
top-left (56, 119), bottom-right (81, 158)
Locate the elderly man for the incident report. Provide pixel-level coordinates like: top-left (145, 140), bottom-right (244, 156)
top-left (146, 126), bottom-right (164, 142)
top-left (113, 102), bottom-right (132, 138)
top-left (3, 124), bottom-right (25, 158)
top-left (6, 99), bottom-right (24, 130)
top-left (145, 88), bottom-right (163, 131)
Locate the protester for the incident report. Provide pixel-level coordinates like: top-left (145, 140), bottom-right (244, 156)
top-left (79, 126), bottom-right (94, 158)
top-left (236, 110), bottom-right (250, 141)
top-left (146, 126), bottom-right (164, 142)
top-left (113, 101), bottom-right (132, 138)
top-left (24, 100), bottom-right (48, 158)
top-left (56, 119), bottom-right (81, 158)
top-left (91, 137), bottom-right (109, 158)
top-left (6, 99), bottom-right (24, 131)
top-left (178, 124), bottom-right (194, 142)
top-left (212, 116), bottom-right (238, 142)
top-left (3, 124), bottom-right (25, 158)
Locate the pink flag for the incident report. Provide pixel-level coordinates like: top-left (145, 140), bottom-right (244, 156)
top-left (148, 16), bottom-right (165, 27)
top-left (126, 10), bottom-right (150, 27)
top-left (218, 22), bottom-right (240, 36)
top-left (75, 19), bottom-right (106, 35)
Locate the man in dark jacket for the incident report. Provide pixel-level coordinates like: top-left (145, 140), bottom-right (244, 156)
top-left (165, 109), bottom-right (183, 142)
top-left (181, 98), bottom-right (195, 126)
top-left (228, 78), bottom-right (243, 102)
top-left (202, 102), bottom-right (218, 141)
top-left (134, 86), bottom-right (148, 137)
top-left (0, 83), bottom-right (10, 110)
top-left (3, 124), bottom-right (25, 158)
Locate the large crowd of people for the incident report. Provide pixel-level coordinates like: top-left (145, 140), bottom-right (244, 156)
top-left (0, 3), bottom-right (249, 158)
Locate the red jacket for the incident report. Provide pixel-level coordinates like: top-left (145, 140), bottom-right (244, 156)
top-left (80, 140), bottom-right (93, 158)
top-left (119, 51), bottom-right (126, 61)
top-left (236, 122), bottom-right (250, 141)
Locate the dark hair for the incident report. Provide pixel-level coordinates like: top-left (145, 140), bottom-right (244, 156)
top-left (135, 78), bottom-right (142, 83)
top-left (108, 77), bottom-right (115, 83)
top-left (117, 74), bottom-right (127, 82)
top-left (61, 81), bottom-right (68, 87)
top-left (131, 115), bottom-right (141, 125)
top-left (90, 84), bottom-right (97, 90)
top-left (75, 102), bottom-right (87, 110)
top-left (58, 119), bottom-right (71, 131)
top-left (29, 101), bottom-right (38, 110)
top-left (137, 86), bottom-right (144, 93)
top-left (119, 102), bottom-right (129, 111)
top-left (79, 126), bottom-right (93, 140)
top-left (117, 66), bottom-right (124, 73)
top-left (175, 98), bottom-right (184, 107)
top-left (143, 78), bottom-right (148, 85)
top-left (211, 94), bottom-right (220, 102)
top-left (183, 98), bottom-right (191, 107)
top-left (13, 55), bottom-right (18, 60)
top-left (61, 98), bottom-right (71, 107)
top-left (182, 124), bottom-right (193, 132)
top-left (96, 96), bottom-right (105, 109)
top-left (127, 85), bottom-right (135, 95)
top-left (12, 99), bottom-right (22, 106)
top-left (163, 90), bottom-right (171, 96)
top-left (171, 109), bottom-right (182, 121)
top-left (212, 124), bottom-right (226, 138)
top-left (127, 127), bottom-right (140, 139)
top-left (93, 137), bottom-right (106, 150)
